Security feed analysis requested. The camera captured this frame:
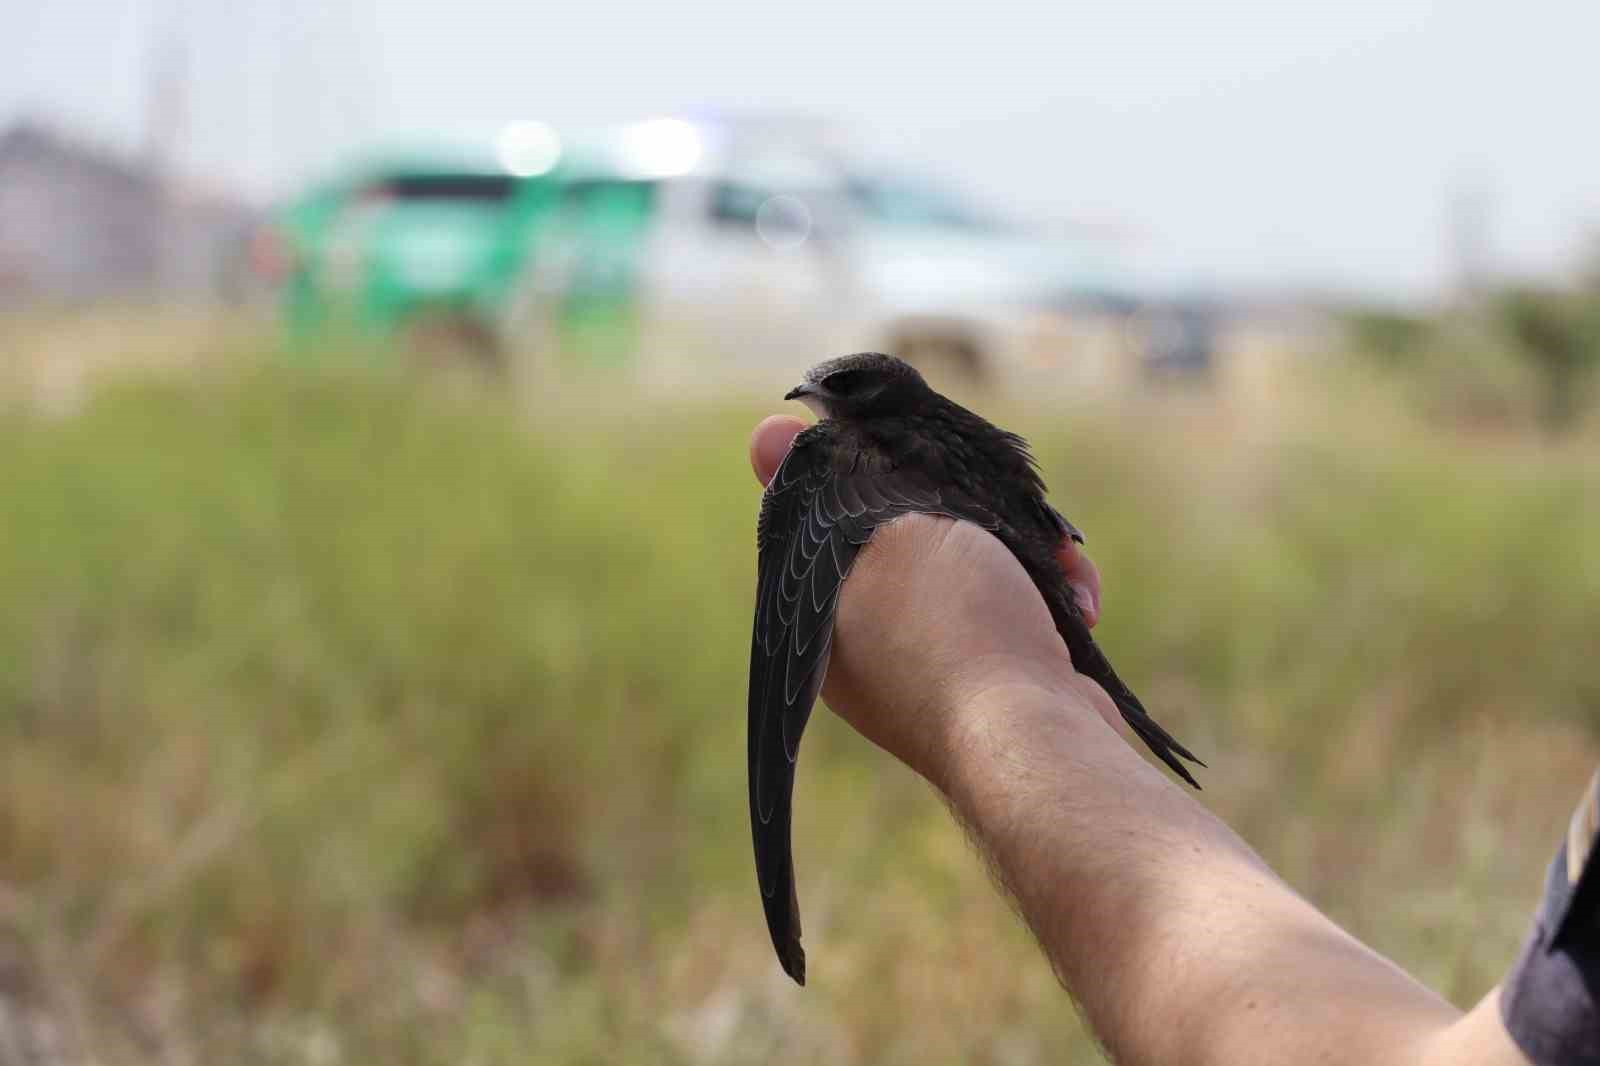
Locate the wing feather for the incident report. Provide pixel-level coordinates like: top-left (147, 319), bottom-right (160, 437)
top-left (748, 430), bottom-right (1000, 985)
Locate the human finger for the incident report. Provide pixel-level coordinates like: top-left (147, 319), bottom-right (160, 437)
top-left (749, 415), bottom-right (808, 487)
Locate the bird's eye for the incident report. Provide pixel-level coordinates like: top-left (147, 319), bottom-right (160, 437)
top-left (823, 370), bottom-right (867, 395)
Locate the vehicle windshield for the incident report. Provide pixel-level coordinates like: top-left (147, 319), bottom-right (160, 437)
top-left (846, 175), bottom-right (1001, 231)
top-left (369, 173), bottom-right (520, 203)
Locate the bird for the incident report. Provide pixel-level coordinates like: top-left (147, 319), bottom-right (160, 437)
top-left (748, 352), bottom-right (1203, 985)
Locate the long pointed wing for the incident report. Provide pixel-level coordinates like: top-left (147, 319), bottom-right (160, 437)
top-left (748, 430), bottom-right (994, 984)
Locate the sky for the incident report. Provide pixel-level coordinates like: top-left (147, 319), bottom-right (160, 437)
top-left (5, 0), bottom-right (1597, 300)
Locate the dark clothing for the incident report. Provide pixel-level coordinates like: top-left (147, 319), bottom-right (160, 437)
top-left (1503, 771), bottom-right (1600, 1065)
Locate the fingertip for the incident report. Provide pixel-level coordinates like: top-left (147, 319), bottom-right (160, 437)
top-left (750, 415), bottom-right (808, 486)
top-left (1058, 537), bottom-right (1102, 628)
top-left (1074, 585), bottom-right (1100, 629)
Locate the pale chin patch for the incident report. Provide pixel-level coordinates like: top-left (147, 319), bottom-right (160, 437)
top-left (796, 394), bottom-right (834, 421)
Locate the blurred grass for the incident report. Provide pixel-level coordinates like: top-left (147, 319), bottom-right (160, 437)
top-left (0, 322), bottom-right (1597, 1064)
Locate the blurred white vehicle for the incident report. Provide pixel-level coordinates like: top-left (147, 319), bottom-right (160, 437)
top-left (511, 116), bottom-right (1213, 388)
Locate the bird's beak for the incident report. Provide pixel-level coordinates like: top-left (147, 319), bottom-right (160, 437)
top-left (783, 383), bottom-right (817, 402)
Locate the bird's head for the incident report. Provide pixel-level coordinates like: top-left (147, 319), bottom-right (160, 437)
top-left (784, 352), bottom-right (930, 421)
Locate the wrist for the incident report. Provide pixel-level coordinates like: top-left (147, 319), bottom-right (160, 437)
top-left (922, 657), bottom-right (1113, 797)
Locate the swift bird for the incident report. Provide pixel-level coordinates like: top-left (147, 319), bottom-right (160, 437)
top-left (748, 352), bottom-right (1202, 985)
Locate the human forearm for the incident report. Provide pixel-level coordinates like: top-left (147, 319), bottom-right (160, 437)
top-left (933, 677), bottom-right (1498, 1066)
top-left (747, 418), bottom-right (1530, 1062)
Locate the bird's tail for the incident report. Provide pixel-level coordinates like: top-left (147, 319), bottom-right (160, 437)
top-left (1071, 634), bottom-right (1204, 789)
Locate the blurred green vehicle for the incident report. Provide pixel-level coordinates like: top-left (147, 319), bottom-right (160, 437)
top-left (260, 141), bottom-right (559, 368)
top-left (256, 119), bottom-right (1217, 381)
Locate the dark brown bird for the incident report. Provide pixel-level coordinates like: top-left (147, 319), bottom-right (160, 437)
top-left (748, 352), bottom-right (1202, 985)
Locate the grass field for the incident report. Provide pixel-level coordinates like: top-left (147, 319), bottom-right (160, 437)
top-left (0, 319), bottom-right (1597, 1064)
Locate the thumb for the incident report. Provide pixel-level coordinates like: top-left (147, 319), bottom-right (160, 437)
top-left (749, 416), bottom-right (808, 487)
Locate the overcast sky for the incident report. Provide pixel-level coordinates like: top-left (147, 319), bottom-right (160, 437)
top-left (5, 0), bottom-right (1596, 299)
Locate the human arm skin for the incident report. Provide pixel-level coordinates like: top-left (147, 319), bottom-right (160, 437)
top-left (750, 414), bottom-right (1527, 1066)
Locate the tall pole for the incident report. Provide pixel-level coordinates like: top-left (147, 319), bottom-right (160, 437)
top-left (143, 0), bottom-right (189, 297)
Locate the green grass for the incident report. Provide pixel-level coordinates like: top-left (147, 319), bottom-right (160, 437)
top-left (0, 345), bottom-right (1596, 1064)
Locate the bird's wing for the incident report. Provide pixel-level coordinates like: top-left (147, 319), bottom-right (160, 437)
top-left (1038, 498), bottom-right (1084, 545)
top-left (749, 433), bottom-right (995, 984)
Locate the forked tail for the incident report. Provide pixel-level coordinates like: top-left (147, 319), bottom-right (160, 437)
top-left (1068, 629), bottom-right (1204, 789)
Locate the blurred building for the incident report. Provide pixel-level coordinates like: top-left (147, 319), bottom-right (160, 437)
top-left (0, 120), bottom-right (258, 306)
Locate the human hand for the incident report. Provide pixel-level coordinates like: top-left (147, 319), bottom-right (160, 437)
top-left (749, 415), bottom-right (1118, 784)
